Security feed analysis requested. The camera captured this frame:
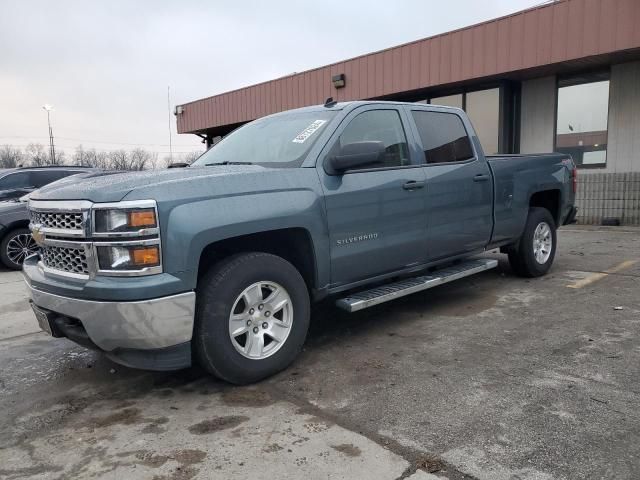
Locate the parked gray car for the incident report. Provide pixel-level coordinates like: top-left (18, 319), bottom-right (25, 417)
top-left (23, 101), bottom-right (577, 383)
top-left (0, 168), bottom-right (101, 269)
top-left (0, 166), bottom-right (94, 202)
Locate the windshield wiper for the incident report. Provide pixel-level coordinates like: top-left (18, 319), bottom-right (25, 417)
top-left (204, 161), bottom-right (253, 166)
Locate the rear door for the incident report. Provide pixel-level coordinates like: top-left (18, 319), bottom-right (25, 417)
top-left (407, 107), bottom-right (493, 261)
top-left (318, 105), bottom-right (428, 287)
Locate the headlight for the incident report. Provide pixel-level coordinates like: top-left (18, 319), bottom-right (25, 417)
top-left (94, 208), bottom-right (157, 233)
top-left (97, 245), bottom-right (160, 271)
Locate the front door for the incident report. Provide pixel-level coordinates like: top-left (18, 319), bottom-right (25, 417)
top-left (318, 106), bottom-right (428, 288)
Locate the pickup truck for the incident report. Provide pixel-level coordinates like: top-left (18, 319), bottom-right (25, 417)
top-left (24, 101), bottom-right (577, 384)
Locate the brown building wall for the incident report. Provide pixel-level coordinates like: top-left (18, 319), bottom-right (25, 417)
top-left (177, 0), bottom-right (640, 135)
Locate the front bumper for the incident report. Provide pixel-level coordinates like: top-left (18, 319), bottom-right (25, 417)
top-left (24, 281), bottom-right (196, 370)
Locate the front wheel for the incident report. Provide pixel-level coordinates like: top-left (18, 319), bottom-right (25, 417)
top-left (194, 252), bottom-right (310, 384)
top-left (508, 207), bottom-right (557, 277)
top-left (1, 228), bottom-right (38, 270)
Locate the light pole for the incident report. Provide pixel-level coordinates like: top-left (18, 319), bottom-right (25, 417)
top-left (42, 104), bottom-right (55, 164)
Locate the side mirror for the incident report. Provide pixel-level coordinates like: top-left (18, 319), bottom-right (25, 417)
top-left (329, 141), bottom-right (385, 173)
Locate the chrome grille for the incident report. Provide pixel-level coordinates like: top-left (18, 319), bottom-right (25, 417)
top-left (31, 211), bottom-right (83, 231)
top-left (41, 245), bottom-right (89, 275)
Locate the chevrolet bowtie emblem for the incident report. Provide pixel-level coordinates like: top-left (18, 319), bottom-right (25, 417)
top-left (31, 224), bottom-right (45, 246)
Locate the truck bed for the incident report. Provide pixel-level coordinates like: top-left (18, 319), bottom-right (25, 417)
top-left (486, 152), bottom-right (574, 246)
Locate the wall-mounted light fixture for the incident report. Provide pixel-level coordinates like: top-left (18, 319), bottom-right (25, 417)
top-left (332, 74), bottom-right (346, 89)
top-left (173, 105), bottom-right (184, 116)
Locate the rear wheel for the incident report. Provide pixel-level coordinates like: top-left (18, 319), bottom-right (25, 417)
top-left (194, 252), bottom-right (310, 384)
top-left (508, 207), bottom-right (557, 277)
top-left (1, 228), bottom-right (38, 270)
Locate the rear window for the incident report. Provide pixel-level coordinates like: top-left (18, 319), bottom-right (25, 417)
top-left (411, 110), bottom-right (474, 164)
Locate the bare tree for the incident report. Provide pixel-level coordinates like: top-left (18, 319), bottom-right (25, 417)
top-left (25, 143), bottom-right (49, 166)
top-left (108, 150), bottom-right (130, 170)
top-left (0, 145), bottom-right (24, 168)
top-left (183, 150), bottom-right (203, 164)
top-left (129, 148), bottom-right (157, 171)
top-left (53, 149), bottom-right (66, 165)
top-left (162, 150), bottom-right (204, 168)
top-left (80, 148), bottom-right (110, 169)
top-left (73, 145), bottom-right (89, 166)
top-left (7, 144), bottom-right (162, 171)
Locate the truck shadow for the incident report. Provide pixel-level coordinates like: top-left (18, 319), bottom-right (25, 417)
top-left (24, 258), bottom-right (515, 400)
top-left (305, 257), bottom-right (512, 349)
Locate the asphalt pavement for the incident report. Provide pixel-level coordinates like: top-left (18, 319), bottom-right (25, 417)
top-left (1, 226), bottom-right (639, 480)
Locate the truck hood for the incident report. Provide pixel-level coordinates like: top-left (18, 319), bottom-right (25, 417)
top-left (29, 165), bottom-right (269, 203)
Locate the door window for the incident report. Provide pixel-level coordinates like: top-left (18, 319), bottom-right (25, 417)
top-left (0, 172), bottom-right (32, 190)
top-left (411, 111), bottom-right (474, 164)
top-left (337, 110), bottom-right (410, 170)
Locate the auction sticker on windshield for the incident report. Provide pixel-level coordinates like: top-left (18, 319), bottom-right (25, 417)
top-left (292, 120), bottom-right (327, 143)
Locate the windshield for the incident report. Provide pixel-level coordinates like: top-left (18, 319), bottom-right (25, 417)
top-left (192, 110), bottom-right (337, 167)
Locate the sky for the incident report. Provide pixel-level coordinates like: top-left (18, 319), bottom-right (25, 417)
top-left (0, 0), bottom-right (545, 162)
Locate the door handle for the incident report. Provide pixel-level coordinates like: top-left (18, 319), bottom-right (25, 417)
top-left (473, 174), bottom-right (490, 182)
top-left (402, 180), bottom-right (425, 190)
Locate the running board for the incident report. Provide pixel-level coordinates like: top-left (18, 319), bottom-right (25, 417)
top-left (335, 258), bottom-right (498, 312)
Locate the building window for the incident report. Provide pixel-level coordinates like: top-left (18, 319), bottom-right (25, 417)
top-left (430, 94), bottom-right (463, 109)
top-left (465, 88), bottom-right (500, 155)
top-left (556, 75), bottom-right (610, 168)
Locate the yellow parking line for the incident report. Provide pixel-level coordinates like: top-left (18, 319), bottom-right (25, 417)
top-left (566, 259), bottom-right (638, 289)
top-left (605, 259), bottom-right (638, 274)
top-left (566, 272), bottom-right (608, 289)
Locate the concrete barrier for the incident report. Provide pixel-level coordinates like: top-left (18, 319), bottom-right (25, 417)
top-left (576, 172), bottom-right (640, 225)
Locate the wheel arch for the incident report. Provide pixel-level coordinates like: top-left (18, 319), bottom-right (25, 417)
top-left (1, 219), bottom-right (30, 238)
top-left (197, 227), bottom-right (318, 293)
top-left (529, 189), bottom-right (561, 226)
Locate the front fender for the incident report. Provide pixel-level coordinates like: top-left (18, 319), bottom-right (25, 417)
top-left (162, 188), bottom-right (329, 290)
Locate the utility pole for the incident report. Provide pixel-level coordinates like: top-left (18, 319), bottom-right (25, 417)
top-left (42, 104), bottom-right (55, 164)
top-left (167, 86), bottom-right (173, 164)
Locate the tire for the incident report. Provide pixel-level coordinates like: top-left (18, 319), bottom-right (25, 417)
top-left (194, 252), bottom-right (310, 384)
top-left (508, 207), bottom-right (557, 278)
top-left (0, 228), bottom-right (38, 270)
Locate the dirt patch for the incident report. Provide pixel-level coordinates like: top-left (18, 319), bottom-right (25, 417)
top-left (84, 408), bottom-right (142, 428)
top-left (188, 415), bottom-right (249, 434)
top-left (141, 416), bottom-right (170, 435)
top-left (0, 464), bottom-right (63, 478)
top-left (221, 388), bottom-right (275, 407)
top-left (331, 443), bottom-right (362, 457)
top-left (172, 449), bottom-right (207, 465)
top-left (134, 451), bottom-right (169, 468)
top-left (304, 420), bottom-right (330, 433)
top-left (263, 443), bottom-right (284, 453)
top-left (426, 290), bottom-right (499, 317)
top-left (152, 465), bottom-right (198, 480)
top-left (415, 454), bottom-right (445, 473)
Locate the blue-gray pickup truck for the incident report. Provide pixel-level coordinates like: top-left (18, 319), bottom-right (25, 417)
top-left (24, 101), bottom-right (577, 384)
